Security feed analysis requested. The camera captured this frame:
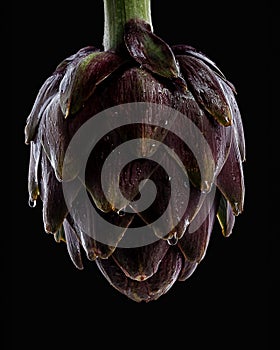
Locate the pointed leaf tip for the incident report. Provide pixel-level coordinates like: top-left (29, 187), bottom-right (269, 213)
top-left (216, 135), bottom-right (245, 216)
top-left (216, 193), bottom-right (236, 237)
top-left (63, 218), bottom-right (84, 270)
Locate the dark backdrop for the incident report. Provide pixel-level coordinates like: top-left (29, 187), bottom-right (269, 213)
top-left (12, 1), bottom-right (273, 347)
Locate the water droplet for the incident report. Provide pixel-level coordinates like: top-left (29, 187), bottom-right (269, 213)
top-left (164, 120), bottom-right (168, 125)
top-left (201, 180), bottom-right (211, 193)
top-left (117, 210), bottom-right (125, 217)
top-left (87, 250), bottom-right (97, 261)
top-left (167, 232), bottom-right (178, 245)
top-left (233, 202), bottom-right (240, 215)
top-left (168, 176), bottom-right (172, 181)
top-left (28, 198), bottom-right (36, 208)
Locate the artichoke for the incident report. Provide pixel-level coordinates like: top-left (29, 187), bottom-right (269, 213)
top-left (24, 0), bottom-right (245, 302)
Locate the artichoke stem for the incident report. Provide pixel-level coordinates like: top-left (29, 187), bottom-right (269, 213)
top-left (103, 0), bottom-right (152, 51)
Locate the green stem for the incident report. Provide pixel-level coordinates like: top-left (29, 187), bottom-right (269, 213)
top-left (103, 0), bottom-right (152, 51)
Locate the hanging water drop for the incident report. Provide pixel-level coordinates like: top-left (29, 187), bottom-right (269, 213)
top-left (233, 202), bottom-right (240, 215)
top-left (117, 209), bottom-right (125, 217)
top-left (167, 232), bottom-right (178, 245)
top-left (28, 198), bottom-right (36, 208)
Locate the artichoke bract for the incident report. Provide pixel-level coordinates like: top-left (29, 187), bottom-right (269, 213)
top-left (25, 0), bottom-right (245, 302)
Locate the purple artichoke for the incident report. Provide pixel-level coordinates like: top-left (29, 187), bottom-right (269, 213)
top-left (24, 1), bottom-right (245, 302)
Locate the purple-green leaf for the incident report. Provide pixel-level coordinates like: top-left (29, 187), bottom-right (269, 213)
top-left (63, 216), bottom-right (84, 270)
top-left (39, 95), bottom-right (69, 181)
top-left (216, 133), bottom-right (245, 215)
top-left (24, 46), bottom-right (97, 144)
top-left (178, 189), bottom-right (219, 262)
top-left (40, 152), bottom-right (68, 234)
top-left (96, 247), bottom-right (183, 302)
top-left (177, 55), bottom-right (232, 127)
top-left (216, 193), bottom-right (235, 237)
top-left (24, 75), bottom-right (61, 144)
top-left (59, 51), bottom-right (126, 117)
top-left (124, 18), bottom-right (180, 80)
top-left (28, 140), bottom-right (41, 203)
top-left (216, 75), bottom-right (246, 161)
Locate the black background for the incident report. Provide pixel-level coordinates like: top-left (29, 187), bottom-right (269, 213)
top-left (11, 1), bottom-right (273, 348)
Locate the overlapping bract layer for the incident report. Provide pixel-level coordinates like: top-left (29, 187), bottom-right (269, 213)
top-left (25, 19), bottom-right (245, 302)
